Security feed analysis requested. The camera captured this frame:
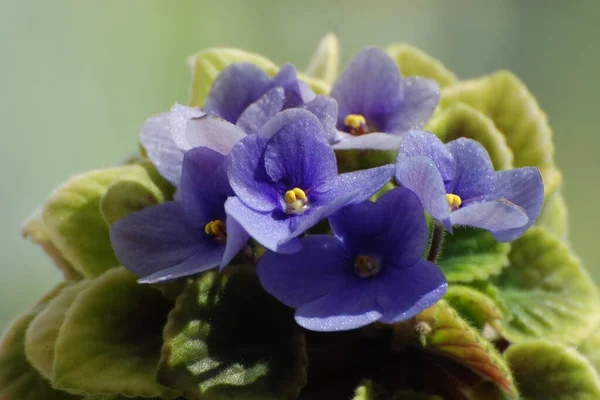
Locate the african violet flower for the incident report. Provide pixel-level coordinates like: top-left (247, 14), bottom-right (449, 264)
top-left (225, 108), bottom-right (395, 253)
top-left (395, 130), bottom-right (544, 241)
top-left (331, 47), bottom-right (440, 150)
top-left (110, 146), bottom-right (248, 283)
top-left (257, 187), bottom-right (448, 331)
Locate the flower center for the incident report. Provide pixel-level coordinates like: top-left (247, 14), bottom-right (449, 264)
top-left (446, 193), bottom-right (462, 211)
top-left (204, 219), bottom-right (227, 244)
top-left (354, 255), bottom-right (381, 278)
top-left (344, 114), bottom-right (368, 136)
top-left (284, 187), bottom-right (308, 215)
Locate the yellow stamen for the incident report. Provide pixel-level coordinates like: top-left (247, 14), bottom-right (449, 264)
top-left (204, 220), bottom-right (226, 241)
top-left (344, 114), bottom-right (368, 136)
top-left (354, 255), bottom-right (380, 278)
top-left (446, 194), bottom-right (462, 210)
top-left (284, 188), bottom-right (308, 214)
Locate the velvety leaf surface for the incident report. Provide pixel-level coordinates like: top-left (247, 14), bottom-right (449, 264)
top-left (42, 161), bottom-right (171, 278)
top-left (0, 284), bottom-right (79, 400)
top-left (158, 266), bottom-right (307, 400)
top-left (444, 285), bottom-right (503, 332)
top-left (493, 227), bottom-right (600, 345)
top-left (426, 102), bottom-right (514, 170)
top-left (439, 71), bottom-right (561, 196)
top-left (392, 391), bottom-right (443, 400)
top-left (437, 227), bottom-right (510, 283)
top-left (535, 188), bottom-right (568, 240)
top-left (25, 280), bottom-right (90, 380)
top-left (386, 43), bottom-right (457, 88)
top-left (412, 301), bottom-right (517, 397)
top-left (52, 268), bottom-right (177, 398)
top-left (505, 340), bottom-right (600, 400)
top-left (305, 33), bottom-right (339, 86)
top-left (579, 324), bottom-right (600, 373)
top-left (353, 380), bottom-right (388, 400)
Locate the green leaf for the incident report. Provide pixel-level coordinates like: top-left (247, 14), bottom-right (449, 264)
top-left (425, 102), bottom-right (514, 170)
top-left (188, 48), bottom-right (279, 107)
top-left (579, 324), bottom-right (600, 373)
top-left (392, 391), bottom-right (443, 400)
top-left (158, 266), bottom-right (307, 400)
top-left (444, 285), bottom-right (503, 332)
top-left (353, 380), bottom-right (389, 400)
top-left (411, 300), bottom-right (517, 397)
top-left (505, 340), bottom-right (600, 399)
top-left (0, 285), bottom-right (80, 400)
top-left (439, 71), bottom-right (561, 196)
top-left (42, 161), bottom-right (171, 278)
top-left (437, 227), bottom-right (510, 283)
top-left (536, 188), bottom-right (568, 240)
top-left (386, 43), bottom-right (458, 88)
top-left (305, 33), bottom-right (339, 86)
top-left (52, 268), bottom-right (178, 398)
top-left (25, 280), bottom-right (90, 381)
top-left (492, 227), bottom-right (600, 345)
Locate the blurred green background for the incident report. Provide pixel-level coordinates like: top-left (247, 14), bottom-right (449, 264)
top-left (1, 0), bottom-right (598, 329)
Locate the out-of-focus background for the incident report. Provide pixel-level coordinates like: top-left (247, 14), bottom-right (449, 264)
top-left (1, 1), bottom-right (598, 329)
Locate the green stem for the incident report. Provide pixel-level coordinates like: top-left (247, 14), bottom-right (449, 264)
top-left (427, 221), bottom-right (445, 263)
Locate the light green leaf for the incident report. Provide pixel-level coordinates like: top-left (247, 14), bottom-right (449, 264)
top-left (425, 102), bottom-right (514, 170)
top-left (297, 72), bottom-right (331, 95)
top-left (439, 71), bottom-right (561, 196)
top-left (42, 161), bottom-right (172, 278)
top-left (579, 324), bottom-right (600, 373)
top-left (444, 285), bottom-right (503, 332)
top-left (386, 43), bottom-right (457, 88)
top-left (536, 188), bottom-right (568, 240)
top-left (188, 48), bottom-right (279, 107)
top-left (411, 300), bottom-right (517, 397)
top-left (25, 280), bottom-right (90, 381)
top-left (437, 227), bottom-right (510, 283)
top-left (158, 266), bottom-right (307, 400)
top-left (305, 33), bottom-right (339, 86)
top-left (353, 380), bottom-right (388, 400)
top-left (0, 285), bottom-right (80, 400)
top-left (505, 340), bottom-right (600, 399)
top-left (52, 268), bottom-right (178, 398)
top-left (492, 227), bottom-right (600, 345)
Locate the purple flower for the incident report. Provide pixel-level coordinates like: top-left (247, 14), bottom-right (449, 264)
top-left (257, 187), bottom-right (447, 332)
top-left (395, 130), bottom-right (544, 242)
top-left (225, 109), bottom-right (395, 253)
top-left (110, 147), bottom-right (249, 283)
top-left (331, 47), bottom-right (440, 151)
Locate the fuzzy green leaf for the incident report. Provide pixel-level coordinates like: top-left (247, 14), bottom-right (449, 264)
top-left (437, 227), bottom-right (510, 283)
top-left (425, 102), bottom-right (514, 170)
top-left (444, 285), bottom-right (504, 332)
top-left (579, 324), bottom-right (600, 372)
top-left (386, 43), bottom-right (457, 88)
top-left (25, 280), bottom-right (90, 381)
top-left (158, 266), bottom-right (307, 400)
top-left (305, 33), bottom-right (339, 86)
top-left (42, 161), bottom-right (171, 278)
top-left (352, 380), bottom-right (389, 400)
top-left (439, 71), bottom-right (561, 196)
top-left (392, 391), bottom-right (443, 400)
top-left (493, 227), bottom-right (600, 345)
top-left (52, 268), bottom-right (178, 398)
top-left (0, 284), bottom-right (79, 400)
top-left (536, 188), bottom-right (568, 240)
top-left (505, 340), bottom-right (600, 399)
top-left (413, 300), bottom-right (517, 397)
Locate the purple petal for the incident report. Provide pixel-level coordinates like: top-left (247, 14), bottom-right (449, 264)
top-left (491, 168), bottom-right (544, 242)
top-left (224, 197), bottom-right (301, 253)
top-left (263, 110), bottom-right (337, 190)
top-left (140, 104), bottom-right (204, 186)
top-left (204, 63), bottom-right (270, 123)
top-left (269, 64), bottom-right (316, 106)
top-left (397, 130), bottom-right (455, 183)
top-left (220, 213), bottom-right (250, 269)
top-left (235, 87), bottom-right (285, 136)
top-left (302, 95), bottom-right (339, 143)
top-left (396, 156), bottom-right (450, 228)
top-left (185, 113), bottom-right (247, 156)
top-left (227, 134), bottom-right (278, 212)
top-left (384, 77), bottom-right (440, 132)
top-left (315, 164), bottom-right (395, 205)
top-left (449, 200), bottom-right (528, 233)
top-left (257, 235), bottom-right (351, 308)
top-left (332, 132), bottom-right (403, 151)
top-left (110, 202), bottom-right (222, 283)
top-left (331, 47), bottom-right (403, 131)
top-left (377, 260), bottom-right (447, 323)
top-left (446, 138), bottom-right (496, 200)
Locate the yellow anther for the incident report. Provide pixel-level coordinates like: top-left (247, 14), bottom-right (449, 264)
top-left (204, 220), bottom-right (226, 240)
top-left (446, 194), bottom-right (462, 210)
top-left (292, 187), bottom-right (307, 201)
top-left (284, 188), bottom-right (308, 214)
top-left (344, 114), bottom-right (366, 129)
top-left (285, 190), bottom-right (297, 204)
top-left (354, 255), bottom-right (381, 278)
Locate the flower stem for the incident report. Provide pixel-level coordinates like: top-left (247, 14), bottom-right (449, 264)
top-left (427, 221), bottom-right (445, 263)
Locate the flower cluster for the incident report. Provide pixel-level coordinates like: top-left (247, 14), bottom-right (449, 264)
top-left (110, 47), bottom-right (543, 332)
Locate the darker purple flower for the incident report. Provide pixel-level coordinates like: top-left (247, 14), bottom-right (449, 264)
top-left (257, 187), bottom-right (447, 331)
top-left (110, 147), bottom-right (249, 283)
top-left (331, 47), bottom-right (440, 151)
top-left (225, 109), bottom-right (395, 253)
top-left (395, 130), bottom-right (544, 242)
